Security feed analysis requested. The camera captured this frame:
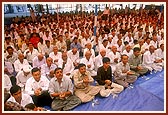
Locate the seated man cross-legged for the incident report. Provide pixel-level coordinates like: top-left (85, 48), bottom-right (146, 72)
top-left (96, 57), bottom-right (124, 97)
top-left (48, 68), bottom-right (81, 111)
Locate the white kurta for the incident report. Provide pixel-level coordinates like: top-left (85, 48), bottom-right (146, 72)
top-left (58, 58), bottom-right (75, 78)
top-left (142, 51), bottom-right (162, 71)
top-left (32, 56), bottom-right (46, 68)
top-left (83, 48), bottom-right (95, 59)
top-left (80, 57), bottom-right (97, 76)
top-left (4, 74), bottom-right (12, 92)
top-left (107, 51), bottom-right (121, 73)
top-left (122, 50), bottom-right (133, 58)
top-left (24, 49), bottom-right (39, 64)
top-left (94, 54), bottom-right (105, 71)
top-left (67, 50), bottom-right (80, 64)
top-left (14, 59), bottom-right (30, 73)
top-left (49, 52), bottom-right (62, 66)
top-left (16, 71), bottom-right (32, 88)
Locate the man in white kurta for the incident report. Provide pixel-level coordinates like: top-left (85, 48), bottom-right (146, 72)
top-left (142, 45), bottom-right (163, 72)
top-left (80, 51), bottom-right (97, 77)
top-left (7, 85), bottom-right (34, 107)
top-left (41, 40), bottom-right (53, 57)
top-left (122, 44), bottom-right (133, 58)
top-left (107, 45), bottom-right (121, 73)
top-left (49, 46), bottom-right (62, 66)
top-left (40, 57), bottom-right (57, 81)
top-left (83, 42), bottom-right (95, 59)
top-left (154, 43), bottom-right (164, 67)
top-left (4, 60), bottom-right (15, 77)
top-left (32, 53), bottom-right (46, 68)
top-left (24, 43), bottom-right (39, 65)
top-left (58, 52), bottom-right (75, 79)
top-left (4, 74), bottom-right (12, 93)
top-left (4, 46), bottom-right (18, 64)
top-left (67, 47), bottom-right (80, 69)
top-left (14, 53), bottom-right (30, 73)
top-left (16, 65), bottom-right (32, 90)
top-left (94, 49), bottom-right (107, 71)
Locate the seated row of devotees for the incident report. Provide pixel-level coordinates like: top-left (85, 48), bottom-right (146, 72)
top-left (4, 54), bottom-right (164, 111)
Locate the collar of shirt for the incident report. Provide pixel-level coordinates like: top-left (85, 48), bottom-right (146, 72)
top-left (133, 54), bottom-right (137, 59)
top-left (54, 77), bottom-right (64, 82)
top-left (32, 76), bottom-right (43, 83)
top-left (121, 62), bottom-right (128, 66)
top-left (54, 77), bottom-right (64, 88)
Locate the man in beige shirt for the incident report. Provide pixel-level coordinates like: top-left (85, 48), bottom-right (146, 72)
top-left (114, 54), bottom-right (138, 88)
top-left (73, 63), bottom-right (101, 103)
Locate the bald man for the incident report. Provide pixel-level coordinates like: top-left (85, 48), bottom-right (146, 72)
top-left (32, 53), bottom-right (46, 68)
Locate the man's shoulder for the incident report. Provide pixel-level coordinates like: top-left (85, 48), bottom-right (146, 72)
top-left (73, 69), bottom-right (80, 75)
top-left (98, 66), bottom-right (104, 70)
top-left (63, 76), bottom-right (72, 82)
top-left (26, 77), bottom-right (34, 82)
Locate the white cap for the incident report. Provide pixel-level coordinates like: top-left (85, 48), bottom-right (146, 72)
top-left (23, 65), bottom-right (32, 73)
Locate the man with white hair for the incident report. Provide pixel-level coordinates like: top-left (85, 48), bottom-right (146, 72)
top-left (32, 53), bottom-right (46, 68)
top-left (80, 51), bottom-right (97, 77)
top-left (94, 49), bottom-right (107, 71)
top-left (107, 45), bottom-right (121, 73)
top-left (67, 47), bottom-right (80, 69)
top-left (142, 45), bottom-right (163, 72)
top-left (58, 52), bottom-right (75, 79)
top-left (83, 42), bottom-right (95, 59)
top-left (41, 57), bottom-right (57, 80)
top-left (122, 44), bottom-right (133, 58)
top-left (49, 46), bottom-right (62, 66)
top-left (14, 53), bottom-right (30, 73)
